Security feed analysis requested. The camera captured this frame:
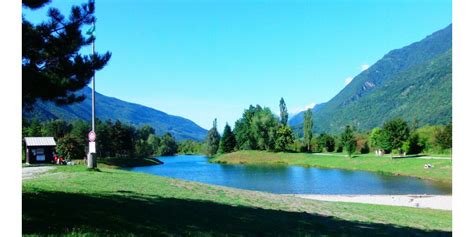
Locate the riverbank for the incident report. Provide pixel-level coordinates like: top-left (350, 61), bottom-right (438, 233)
top-left (70, 157), bottom-right (163, 168)
top-left (291, 194), bottom-right (451, 210)
top-left (23, 165), bottom-right (451, 236)
top-left (211, 151), bottom-right (452, 183)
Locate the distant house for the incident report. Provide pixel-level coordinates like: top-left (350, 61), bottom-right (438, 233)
top-left (24, 137), bottom-right (57, 164)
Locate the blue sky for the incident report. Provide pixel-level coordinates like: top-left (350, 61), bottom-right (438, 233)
top-left (24, 0), bottom-right (452, 131)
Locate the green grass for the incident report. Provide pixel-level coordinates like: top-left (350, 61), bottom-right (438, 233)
top-left (211, 150), bottom-right (452, 183)
top-left (23, 165), bottom-right (451, 236)
top-left (69, 157), bottom-right (162, 168)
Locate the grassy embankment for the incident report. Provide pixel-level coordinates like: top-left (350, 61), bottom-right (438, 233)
top-left (23, 165), bottom-right (451, 236)
top-left (211, 150), bottom-right (452, 183)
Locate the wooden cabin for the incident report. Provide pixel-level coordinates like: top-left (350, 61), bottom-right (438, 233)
top-left (24, 137), bottom-right (57, 164)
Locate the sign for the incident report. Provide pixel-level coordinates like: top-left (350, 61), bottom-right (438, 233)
top-left (88, 131), bottom-right (96, 142)
top-left (89, 142), bottom-right (96, 153)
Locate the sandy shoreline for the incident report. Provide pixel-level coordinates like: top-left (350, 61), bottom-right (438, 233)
top-left (288, 194), bottom-right (451, 210)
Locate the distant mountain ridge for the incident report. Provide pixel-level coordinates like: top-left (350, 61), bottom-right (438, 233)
top-left (290, 24), bottom-right (452, 134)
top-left (288, 103), bottom-right (326, 127)
top-left (23, 87), bottom-right (208, 141)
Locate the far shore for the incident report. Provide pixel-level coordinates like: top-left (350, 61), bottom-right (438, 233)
top-left (289, 194), bottom-right (452, 210)
top-left (212, 150), bottom-right (453, 183)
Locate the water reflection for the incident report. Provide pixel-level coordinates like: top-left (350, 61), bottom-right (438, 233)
top-left (126, 155), bottom-right (451, 195)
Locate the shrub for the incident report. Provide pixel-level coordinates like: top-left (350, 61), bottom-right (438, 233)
top-left (57, 134), bottom-right (85, 161)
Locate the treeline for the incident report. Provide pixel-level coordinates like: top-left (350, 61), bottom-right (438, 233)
top-left (205, 98), bottom-right (295, 156)
top-left (204, 98), bottom-right (452, 157)
top-left (22, 119), bottom-right (186, 160)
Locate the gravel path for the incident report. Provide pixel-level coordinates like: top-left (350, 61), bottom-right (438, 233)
top-left (22, 166), bottom-right (55, 180)
top-left (290, 194), bottom-right (452, 210)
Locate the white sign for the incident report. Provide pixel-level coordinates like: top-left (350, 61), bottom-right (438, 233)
top-left (88, 131), bottom-right (96, 142)
top-left (89, 142), bottom-right (96, 153)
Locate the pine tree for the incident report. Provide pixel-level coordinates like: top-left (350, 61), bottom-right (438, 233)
top-left (219, 123), bottom-right (236, 153)
top-left (279, 97), bottom-right (289, 125)
top-left (22, 0), bottom-right (111, 109)
top-left (303, 109), bottom-right (313, 152)
top-left (206, 119), bottom-right (221, 156)
top-left (341, 125), bottom-right (357, 158)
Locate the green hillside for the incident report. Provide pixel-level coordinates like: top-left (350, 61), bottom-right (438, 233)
top-left (23, 87), bottom-right (208, 141)
top-left (291, 24), bottom-right (452, 134)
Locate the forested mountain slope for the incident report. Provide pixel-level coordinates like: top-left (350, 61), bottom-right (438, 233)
top-left (290, 24), bottom-right (452, 134)
top-left (23, 87), bottom-right (208, 141)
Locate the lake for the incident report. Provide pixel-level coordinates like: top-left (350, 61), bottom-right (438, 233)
top-left (126, 155), bottom-right (451, 195)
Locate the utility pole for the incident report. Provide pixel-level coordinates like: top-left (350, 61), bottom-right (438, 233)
top-left (87, 21), bottom-right (97, 169)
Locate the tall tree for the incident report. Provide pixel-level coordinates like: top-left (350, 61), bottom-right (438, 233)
top-left (275, 125), bottom-right (294, 152)
top-left (381, 118), bottom-right (410, 153)
top-left (303, 109), bottom-right (313, 152)
top-left (159, 133), bottom-right (178, 156)
top-left (279, 97), bottom-right (289, 125)
top-left (250, 107), bottom-right (279, 151)
top-left (219, 123), bottom-right (236, 153)
top-left (206, 119), bottom-right (221, 156)
top-left (434, 123), bottom-right (452, 150)
top-left (340, 125), bottom-right (357, 158)
top-left (22, 0), bottom-right (111, 109)
top-left (234, 105), bottom-right (258, 150)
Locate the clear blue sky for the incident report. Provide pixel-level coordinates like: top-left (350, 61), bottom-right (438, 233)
top-left (24, 0), bottom-right (452, 131)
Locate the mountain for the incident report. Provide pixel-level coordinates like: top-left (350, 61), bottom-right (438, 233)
top-left (288, 103), bottom-right (326, 127)
top-left (290, 24), bottom-right (452, 134)
top-left (23, 87), bottom-right (208, 141)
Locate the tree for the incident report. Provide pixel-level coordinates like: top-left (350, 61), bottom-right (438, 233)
top-left (369, 128), bottom-right (383, 150)
top-left (303, 109), bottom-right (313, 152)
top-left (159, 133), bottom-right (178, 156)
top-left (340, 125), bottom-right (357, 158)
top-left (137, 125), bottom-right (155, 141)
top-left (22, 0), bottom-right (111, 109)
top-left (402, 132), bottom-right (424, 155)
top-left (219, 123), bottom-right (237, 153)
top-left (178, 140), bottom-right (202, 154)
top-left (381, 118), bottom-right (410, 154)
top-left (250, 107), bottom-right (279, 151)
top-left (206, 119), bottom-right (221, 156)
top-left (26, 118), bottom-right (43, 137)
top-left (279, 97), bottom-right (289, 125)
top-left (234, 107), bottom-right (255, 150)
top-left (275, 125), bottom-right (294, 152)
top-left (134, 140), bottom-right (154, 158)
top-left (434, 123), bottom-right (452, 150)
top-left (147, 135), bottom-right (161, 155)
top-left (42, 119), bottom-right (72, 139)
top-left (57, 134), bottom-right (84, 161)
top-left (317, 133), bottom-right (336, 152)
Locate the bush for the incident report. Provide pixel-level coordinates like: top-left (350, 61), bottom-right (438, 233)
top-left (402, 133), bottom-right (424, 155)
top-left (57, 134), bottom-right (85, 161)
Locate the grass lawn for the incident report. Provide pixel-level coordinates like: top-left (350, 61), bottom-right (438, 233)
top-left (23, 165), bottom-right (451, 236)
top-left (211, 151), bottom-right (452, 183)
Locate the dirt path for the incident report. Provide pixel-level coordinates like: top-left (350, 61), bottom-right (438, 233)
top-left (289, 194), bottom-right (452, 210)
top-left (22, 166), bottom-right (55, 180)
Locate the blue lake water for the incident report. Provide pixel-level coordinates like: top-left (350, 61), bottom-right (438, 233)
top-left (126, 155), bottom-right (451, 195)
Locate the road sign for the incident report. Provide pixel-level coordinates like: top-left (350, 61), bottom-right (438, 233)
top-left (88, 131), bottom-right (96, 142)
top-left (89, 142), bottom-right (96, 153)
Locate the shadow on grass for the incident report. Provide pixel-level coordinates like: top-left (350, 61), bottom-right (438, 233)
top-left (23, 191), bottom-right (451, 236)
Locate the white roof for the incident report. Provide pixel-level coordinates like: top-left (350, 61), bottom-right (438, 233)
top-left (24, 137), bottom-right (56, 146)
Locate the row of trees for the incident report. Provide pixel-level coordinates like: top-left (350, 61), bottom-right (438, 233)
top-left (22, 119), bottom-right (180, 161)
top-left (205, 98), bottom-right (296, 156)
top-left (369, 118), bottom-right (452, 155)
top-left (299, 118), bottom-right (451, 158)
top-left (203, 97), bottom-right (452, 157)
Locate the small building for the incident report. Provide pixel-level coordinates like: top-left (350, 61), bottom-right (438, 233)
top-left (24, 137), bottom-right (57, 164)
